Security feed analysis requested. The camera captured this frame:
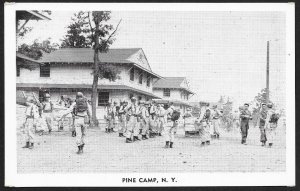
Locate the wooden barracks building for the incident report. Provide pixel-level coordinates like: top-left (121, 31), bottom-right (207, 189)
top-left (16, 48), bottom-right (162, 119)
top-left (16, 48), bottom-right (195, 118)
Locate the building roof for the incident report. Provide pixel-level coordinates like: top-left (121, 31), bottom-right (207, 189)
top-left (153, 77), bottom-right (195, 94)
top-left (40, 48), bottom-right (140, 64)
top-left (16, 11), bottom-right (51, 21)
top-left (16, 83), bottom-right (161, 99)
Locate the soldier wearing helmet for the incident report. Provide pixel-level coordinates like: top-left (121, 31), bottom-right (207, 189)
top-left (264, 102), bottom-right (279, 147)
top-left (124, 96), bottom-right (139, 143)
top-left (59, 92), bottom-right (91, 154)
top-left (211, 104), bottom-right (222, 139)
top-left (140, 100), bottom-right (150, 140)
top-left (41, 93), bottom-right (54, 133)
top-left (118, 100), bottom-right (127, 137)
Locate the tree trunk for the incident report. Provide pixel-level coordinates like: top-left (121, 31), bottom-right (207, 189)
top-left (91, 20), bottom-right (100, 127)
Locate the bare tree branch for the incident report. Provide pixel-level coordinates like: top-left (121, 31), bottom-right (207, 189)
top-left (87, 12), bottom-right (94, 41)
top-left (104, 19), bottom-right (122, 45)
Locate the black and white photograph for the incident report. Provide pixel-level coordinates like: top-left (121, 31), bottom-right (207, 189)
top-left (4, 3), bottom-right (295, 187)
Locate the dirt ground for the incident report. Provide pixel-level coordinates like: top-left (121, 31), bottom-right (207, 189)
top-left (16, 106), bottom-right (286, 173)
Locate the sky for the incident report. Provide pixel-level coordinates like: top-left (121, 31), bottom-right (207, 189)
top-left (18, 11), bottom-right (286, 109)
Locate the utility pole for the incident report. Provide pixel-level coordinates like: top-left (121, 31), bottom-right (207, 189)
top-left (266, 41), bottom-right (270, 103)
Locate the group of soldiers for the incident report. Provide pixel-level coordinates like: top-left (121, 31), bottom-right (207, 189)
top-left (103, 96), bottom-right (181, 149)
top-left (232, 102), bottom-right (280, 147)
top-left (20, 91), bottom-right (280, 155)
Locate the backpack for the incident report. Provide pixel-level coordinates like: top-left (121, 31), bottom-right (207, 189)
top-left (74, 97), bottom-right (88, 113)
top-left (270, 113), bottom-right (280, 123)
top-left (171, 110), bottom-right (181, 121)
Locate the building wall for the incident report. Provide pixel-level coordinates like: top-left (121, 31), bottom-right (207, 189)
top-left (16, 63), bottom-right (155, 94)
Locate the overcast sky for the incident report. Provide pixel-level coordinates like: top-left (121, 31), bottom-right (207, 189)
top-left (18, 11), bottom-right (286, 109)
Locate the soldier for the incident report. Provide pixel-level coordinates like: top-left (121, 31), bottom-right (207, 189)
top-left (257, 103), bottom-right (268, 146)
top-left (133, 100), bottom-right (142, 141)
top-left (211, 105), bottom-right (222, 139)
top-left (21, 97), bottom-right (40, 149)
top-left (124, 97), bottom-right (138, 143)
top-left (264, 103), bottom-right (279, 147)
top-left (164, 107), bottom-right (180, 148)
top-left (118, 101), bottom-right (127, 137)
top-left (232, 109), bottom-right (240, 133)
top-left (148, 101), bottom-right (157, 138)
top-left (199, 109), bottom-right (212, 146)
top-left (112, 101), bottom-right (120, 133)
top-left (140, 101), bottom-right (150, 140)
top-left (105, 102), bottom-right (114, 133)
top-left (156, 104), bottom-right (166, 136)
top-left (59, 92), bottom-right (91, 154)
top-left (41, 93), bottom-right (54, 133)
top-left (240, 103), bottom-right (252, 145)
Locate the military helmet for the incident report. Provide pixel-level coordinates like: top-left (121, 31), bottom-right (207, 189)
top-left (267, 102), bottom-right (273, 108)
top-left (76, 92), bottom-right (83, 98)
top-left (26, 96), bottom-right (35, 103)
top-left (131, 97), bottom-right (136, 101)
top-left (44, 93), bottom-right (50, 98)
top-left (186, 107), bottom-right (192, 111)
top-left (212, 105), bottom-right (218, 109)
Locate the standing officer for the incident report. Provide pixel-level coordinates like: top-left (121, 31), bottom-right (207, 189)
top-left (59, 92), bottom-right (91, 154)
top-left (41, 93), bottom-right (54, 133)
top-left (240, 103), bottom-right (252, 145)
top-left (199, 109), bottom-right (212, 146)
top-left (211, 105), bottom-right (222, 139)
top-left (264, 103), bottom-right (279, 147)
top-left (257, 103), bottom-right (268, 146)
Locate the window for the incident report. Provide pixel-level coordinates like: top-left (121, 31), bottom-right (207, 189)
top-left (16, 65), bottom-right (20, 77)
top-left (130, 68), bottom-right (134, 81)
top-left (129, 93), bottom-right (134, 99)
top-left (98, 92), bottom-right (109, 106)
top-left (146, 75), bottom-right (151, 87)
top-left (163, 88), bottom-right (170, 97)
top-left (138, 96), bottom-right (142, 101)
top-left (139, 72), bottom-right (143, 84)
top-left (40, 63), bottom-right (50, 77)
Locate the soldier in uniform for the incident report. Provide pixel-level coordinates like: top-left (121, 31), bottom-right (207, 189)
top-left (199, 109), bottom-right (212, 146)
top-left (105, 102), bottom-right (114, 133)
top-left (140, 101), bottom-right (150, 140)
top-left (133, 100), bottom-right (142, 141)
top-left (148, 101), bottom-right (157, 138)
top-left (156, 104), bottom-right (166, 136)
top-left (264, 103), bottom-right (279, 147)
top-left (118, 101), bottom-right (127, 137)
top-left (112, 101), bottom-right (120, 133)
top-left (240, 103), bottom-right (252, 145)
top-left (21, 97), bottom-right (40, 149)
top-left (125, 97), bottom-right (138, 143)
top-left (257, 103), bottom-right (268, 146)
top-left (211, 105), bottom-right (222, 139)
top-left (232, 109), bottom-right (240, 133)
top-left (59, 92), bottom-right (91, 154)
top-left (41, 93), bottom-right (54, 133)
top-left (164, 107), bottom-right (180, 148)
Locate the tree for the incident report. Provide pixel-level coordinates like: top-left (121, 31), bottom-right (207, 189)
top-left (18, 38), bottom-right (59, 60)
top-left (17, 39), bottom-right (59, 70)
top-left (61, 11), bottom-right (121, 126)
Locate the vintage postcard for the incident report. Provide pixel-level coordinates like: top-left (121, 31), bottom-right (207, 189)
top-left (4, 3), bottom-right (295, 187)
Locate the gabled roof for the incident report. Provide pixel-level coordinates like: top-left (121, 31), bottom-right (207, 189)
top-left (153, 77), bottom-right (195, 94)
top-left (40, 48), bottom-right (141, 64)
top-left (16, 11), bottom-right (51, 21)
top-left (153, 77), bottom-right (186, 88)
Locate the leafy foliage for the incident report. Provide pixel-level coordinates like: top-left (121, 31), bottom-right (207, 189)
top-left (18, 38), bottom-right (59, 60)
